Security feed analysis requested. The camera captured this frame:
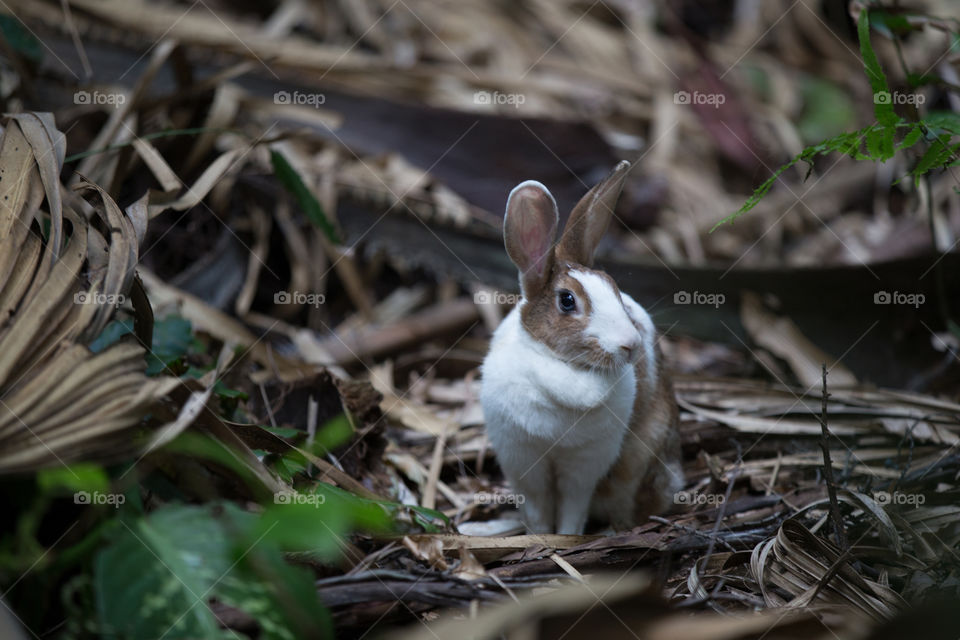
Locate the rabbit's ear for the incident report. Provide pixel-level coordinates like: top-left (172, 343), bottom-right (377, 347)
top-left (557, 160), bottom-right (631, 267)
top-left (504, 180), bottom-right (558, 297)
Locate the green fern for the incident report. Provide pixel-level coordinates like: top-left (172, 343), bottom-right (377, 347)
top-left (716, 8), bottom-right (960, 230)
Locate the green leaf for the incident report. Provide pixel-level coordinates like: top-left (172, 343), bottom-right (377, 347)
top-left (259, 425), bottom-right (301, 439)
top-left (162, 432), bottom-right (267, 496)
top-left (859, 10), bottom-right (898, 127)
top-left (866, 126), bottom-right (885, 158)
top-left (310, 414), bottom-right (354, 454)
top-left (88, 319), bottom-right (134, 353)
top-left (406, 505), bottom-right (452, 533)
top-left (94, 502), bottom-right (330, 640)
top-left (867, 10), bottom-right (917, 39)
top-left (715, 125), bottom-right (879, 229)
top-left (94, 506), bottom-right (229, 638)
top-left (897, 123), bottom-right (924, 150)
top-left (256, 482), bottom-right (391, 554)
top-left (911, 136), bottom-right (960, 179)
top-left (266, 454), bottom-right (307, 483)
top-left (255, 501), bottom-right (352, 558)
top-left (906, 72), bottom-right (942, 89)
top-left (148, 315), bottom-right (194, 375)
top-left (90, 315), bottom-right (196, 375)
top-left (924, 111), bottom-right (960, 135)
top-left (37, 463), bottom-right (109, 495)
top-left (270, 150), bottom-right (340, 244)
top-left (212, 383), bottom-right (248, 400)
top-left (183, 368), bottom-right (249, 400)
top-left (0, 15), bottom-right (43, 63)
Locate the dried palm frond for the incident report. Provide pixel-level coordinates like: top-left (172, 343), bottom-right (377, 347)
top-left (0, 112), bottom-right (178, 473)
top-left (750, 520), bottom-right (907, 618)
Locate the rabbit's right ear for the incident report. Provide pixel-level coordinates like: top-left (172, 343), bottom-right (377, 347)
top-left (504, 180), bottom-right (558, 298)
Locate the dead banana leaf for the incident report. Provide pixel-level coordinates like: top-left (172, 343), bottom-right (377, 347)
top-left (0, 113), bottom-right (177, 473)
top-left (750, 520), bottom-right (906, 620)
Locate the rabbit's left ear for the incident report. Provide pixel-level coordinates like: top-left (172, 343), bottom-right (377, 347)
top-left (556, 160), bottom-right (631, 267)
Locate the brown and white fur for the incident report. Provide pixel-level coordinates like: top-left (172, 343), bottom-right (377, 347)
top-left (480, 161), bottom-right (682, 534)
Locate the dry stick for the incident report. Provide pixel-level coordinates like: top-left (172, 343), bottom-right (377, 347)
top-left (258, 383), bottom-right (278, 429)
top-left (676, 591), bottom-right (765, 609)
top-left (422, 424), bottom-right (451, 510)
top-left (676, 455), bottom-right (741, 608)
top-left (648, 516), bottom-right (737, 553)
top-left (317, 234), bottom-right (374, 319)
top-left (699, 455), bottom-right (740, 607)
top-left (703, 447), bottom-right (741, 564)
top-left (818, 364), bottom-right (849, 551)
top-left (318, 298), bottom-right (480, 365)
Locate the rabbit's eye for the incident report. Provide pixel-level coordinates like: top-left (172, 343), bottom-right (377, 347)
top-left (557, 290), bottom-right (577, 313)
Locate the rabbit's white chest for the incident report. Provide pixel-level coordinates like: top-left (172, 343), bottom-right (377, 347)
top-left (480, 308), bottom-right (635, 447)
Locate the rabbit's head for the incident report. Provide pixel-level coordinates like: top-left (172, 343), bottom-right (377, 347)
top-left (504, 161), bottom-right (647, 372)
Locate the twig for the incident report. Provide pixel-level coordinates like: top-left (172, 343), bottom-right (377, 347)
top-left (422, 424), bottom-right (451, 510)
top-left (702, 443), bottom-right (741, 566)
top-left (675, 590), bottom-right (765, 609)
top-left (648, 516), bottom-right (737, 553)
top-left (818, 364), bottom-right (848, 551)
top-left (317, 298), bottom-right (480, 365)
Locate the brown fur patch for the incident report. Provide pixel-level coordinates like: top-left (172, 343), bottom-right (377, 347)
top-left (592, 342), bottom-right (682, 528)
top-left (520, 263), bottom-right (632, 371)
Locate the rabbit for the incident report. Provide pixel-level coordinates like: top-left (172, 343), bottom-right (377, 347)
top-left (480, 161), bottom-right (683, 535)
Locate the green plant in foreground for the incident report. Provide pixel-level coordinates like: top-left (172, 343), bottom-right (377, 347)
top-left (0, 314), bottom-right (449, 639)
top-left (716, 8), bottom-right (960, 231)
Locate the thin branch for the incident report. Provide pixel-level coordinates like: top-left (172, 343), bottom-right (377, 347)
top-left (818, 364), bottom-right (848, 551)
